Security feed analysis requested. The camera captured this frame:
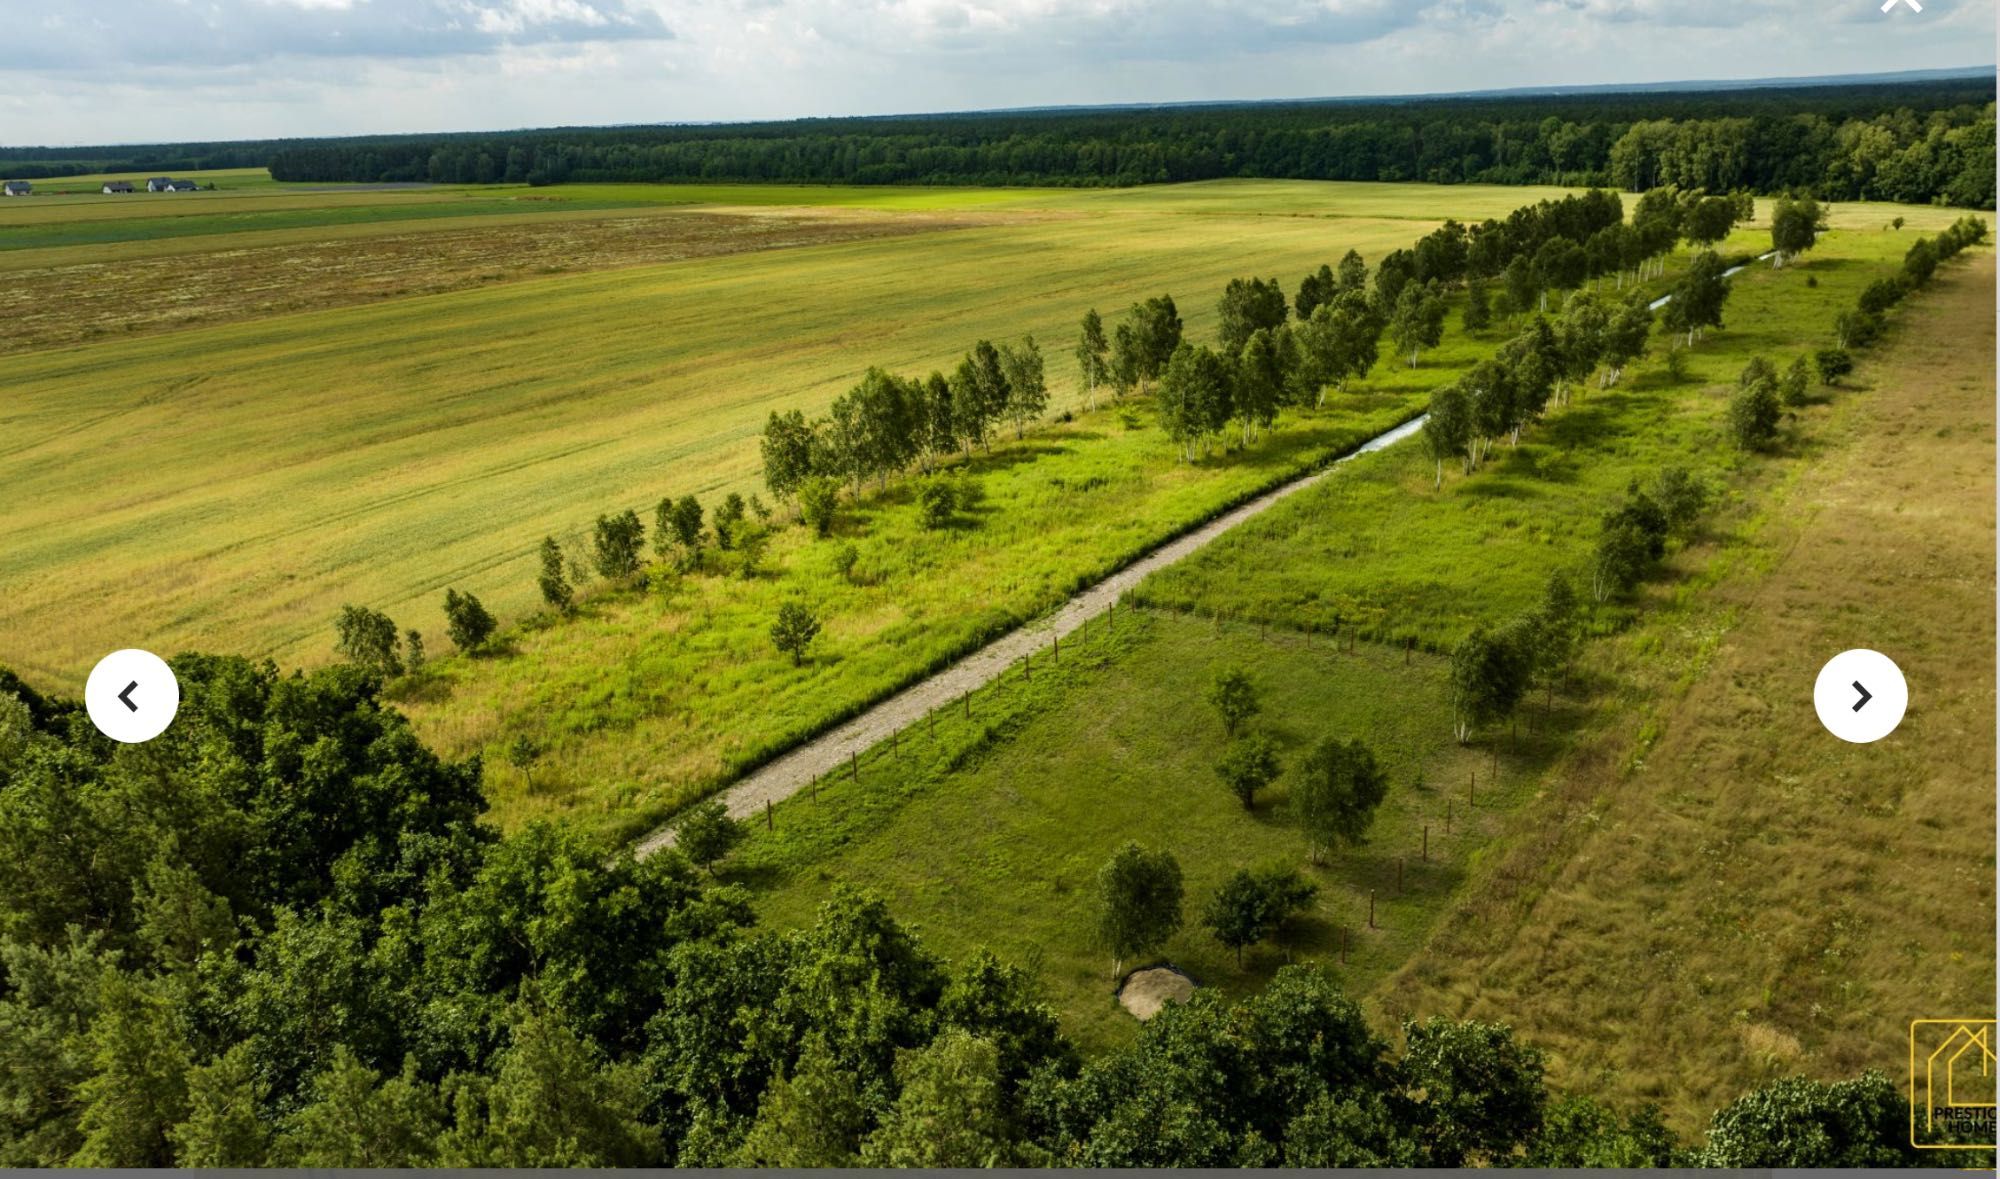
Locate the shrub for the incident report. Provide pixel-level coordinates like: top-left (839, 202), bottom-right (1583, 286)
top-left (916, 478), bottom-right (957, 531)
top-left (1728, 379), bottom-right (1781, 452)
top-left (592, 510), bottom-right (645, 579)
top-left (678, 800), bottom-right (743, 873)
top-left (1856, 277), bottom-right (1906, 316)
top-left (1651, 467), bottom-right (1709, 537)
top-left (1814, 348), bottom-right (1854, 387)
top-left (1778, 357), bottom-right (1811, 407)
top-left (832, 543), bottom-right (860, 584)
top-left (443, 587), bottom-right (497, 653)
top-left (771, 601), bottom-right (822, 666)
top-left (799, 476), bottom-right (840, 539)
top-left (334, 605), bottom-right (402, 676)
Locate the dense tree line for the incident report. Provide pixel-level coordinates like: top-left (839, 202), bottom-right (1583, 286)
top-left (256, 77), bottom-right (1994, 207)
top-left (0, 661), bottom-right (1977, 1165)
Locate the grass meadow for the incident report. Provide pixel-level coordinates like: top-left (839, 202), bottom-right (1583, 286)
top-left (712, 207), bottom-right (1988, 1099)
top-left (1383, 251), bottom-right (1997, 1130)
top-left (2, 178), bottom-right (1573, 691)
top-left (1136, 209), bottom-right (1971, 648)
top-left (733, 605), bottom-right (1556, 1054)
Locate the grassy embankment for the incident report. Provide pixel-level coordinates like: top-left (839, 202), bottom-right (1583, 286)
top-left (3, 180), bottom-right (1575, 840)
top-left (726, 206), bottom-right (1983, 1075)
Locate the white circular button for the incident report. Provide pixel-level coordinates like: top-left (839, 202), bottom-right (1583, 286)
top-left (1813, 649), bottom-right (1906, 744)
top-left (84, 649), bottom-right (180, 744)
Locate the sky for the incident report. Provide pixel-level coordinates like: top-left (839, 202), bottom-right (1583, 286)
top-left (0, 0), bottom-right (1991, 147)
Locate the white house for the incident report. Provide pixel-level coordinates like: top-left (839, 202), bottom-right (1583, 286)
top-left (146, 176), bottom-right (174, 192)
top-left (102, 181), bottom-right (135, 194)
top-left (1, 180), bottom-right (31, 197)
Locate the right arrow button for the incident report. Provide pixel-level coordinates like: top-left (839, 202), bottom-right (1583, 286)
top-left (1814, 650), bottom-right (1906, 743)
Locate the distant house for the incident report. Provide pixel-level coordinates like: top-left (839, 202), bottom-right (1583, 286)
top-left (2, 180), bottom-right (31, 197)
top-left (168, 179), bottom-right (199, 192)
top-left (101, 181), bottom-right (134, 194)
top-left (146, 177), bottom-right (174, 192)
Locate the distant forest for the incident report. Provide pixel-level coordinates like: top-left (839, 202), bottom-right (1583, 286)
top-left (6, 75), bottom-right (1995, 207)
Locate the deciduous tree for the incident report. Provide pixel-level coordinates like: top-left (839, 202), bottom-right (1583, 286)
top-left (1094, 842), bottom-right (1183, 977)
top-left (1291, 738), bottom-right (1389, 863)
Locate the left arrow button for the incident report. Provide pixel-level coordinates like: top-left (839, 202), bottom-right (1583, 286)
top-left (85, 650), bottom-right (179, 744)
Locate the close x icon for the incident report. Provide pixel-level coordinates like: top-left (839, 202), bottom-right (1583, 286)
top-left (1910, 1019), bottom-right (1998, 1149)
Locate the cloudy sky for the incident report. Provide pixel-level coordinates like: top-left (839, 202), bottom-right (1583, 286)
top-left (0, 0), bottom-right (1990, 146)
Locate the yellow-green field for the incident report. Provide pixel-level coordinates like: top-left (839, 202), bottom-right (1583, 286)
top-left (2, 177), bottom-right (1575, 688)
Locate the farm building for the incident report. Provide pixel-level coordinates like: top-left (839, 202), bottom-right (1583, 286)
top-left (146, 177), bottom-right (174, 192)
top-left (101, 181), bottom-right (134, 194)
top-left (168, 179), bottom-right (198, 192)
top-left (2, 180), bottom-right (31, 197)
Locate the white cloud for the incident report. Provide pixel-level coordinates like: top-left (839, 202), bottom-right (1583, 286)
top-left (0, 0), bottom-right (1987, 144)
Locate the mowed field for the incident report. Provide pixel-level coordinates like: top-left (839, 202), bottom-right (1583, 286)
top-left (2, 176), bottom-right (1576, 690)
top-left (1384, 252), bottom-right (1997, 1130)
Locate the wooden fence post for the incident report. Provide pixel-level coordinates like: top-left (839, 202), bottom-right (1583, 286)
top-left (765, 800), bottom-right (773, 831)
top-left (1368, 890), bottom-right (1377, 929)
top-left (1422, 824), bottom-right (1429, 862)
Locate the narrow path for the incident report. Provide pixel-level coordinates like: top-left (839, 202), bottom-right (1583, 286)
top-left (637, 249), bottom-right (1772, 856)
top-left (634, 413), bottom-right (1429, 856)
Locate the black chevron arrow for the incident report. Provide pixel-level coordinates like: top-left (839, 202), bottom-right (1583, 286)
top-left (118, 680), bottom-right (139, 713)
top-left (1851, 681), bottom-right (1872, 712)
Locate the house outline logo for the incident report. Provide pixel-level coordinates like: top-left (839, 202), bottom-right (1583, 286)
top-left (1909, 1018), bottom-right (1998, 1149)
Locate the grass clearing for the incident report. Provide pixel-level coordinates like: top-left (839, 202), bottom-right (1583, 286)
top-left (1381, 251), bottom-right (1998, 1132)
top-left (733, 606), bottom-right (1550, 1054)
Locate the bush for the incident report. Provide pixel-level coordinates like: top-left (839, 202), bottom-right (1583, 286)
top-left (443, 588), bottom-right (497, 653)
top-left (1778, 356), bottom-right (1811, 407)
top-left (592, 509), bottom-right (645, 579)
top-left (832, 543), bottom-right (860, 584)
top-left (1206, 667), bottom-right (1260, 737)
top-left (334, 604), bottom-right (402, 676)
top-left (1651, 467), bottom-right (1709, 537)
top-left (1590, 486), bottom-right (1669, 602)
top-left (1856, 277), bottom-right (1906, 316)
top-left (799, 476), bottom-right (840, 539)
top-left (713, 493), bottom-right (747, 551)
top-left (771, 600), bottom-right (822, 666)
top-left (1902, 236), bottom-right (1939, 287)
top-left (1814, 348), bottom-right (1854, 387)
top-left (678, 800), bottom-right (743, 873)
top-left (916, 478), bottom-right (957, 531)
top-left (1728, 379), bottom-right (1781, 452)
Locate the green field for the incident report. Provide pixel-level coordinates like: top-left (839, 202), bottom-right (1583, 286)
top-left (2, 177), bottom-right (1579, 687)
top-left (1137, 207), bottom-right (1970, 648)
top-left (4, 175), bottom-right (1611, 845)
top-left (735, 606), bottom-right (1550, 1053)
top-left (701, 203), bottom-right (1988, 1099)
